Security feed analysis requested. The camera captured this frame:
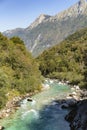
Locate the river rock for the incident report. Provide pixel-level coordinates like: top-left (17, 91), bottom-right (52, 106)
top-left (71, 87), bottom-right (76, 91)
top-left (61, 98), bottom-right (77, 109)
top-left (66, 96), bottom-right (73, 99)
top-left (6, 109), bottom-right (11, 113)
top-left (0, 126), bottom-right (5, 130)
top-left (72, 92), bottom-right (77, 95)
top-left (65, 99), bottom-right (87, 130)
top-left (42, 83), bottom-right (50, 90)
top-left (66, 99), bottom-right (77, 106)
top-left (69, 92), bottom-right (77, 97)
top-left (68, 90), bottom-right (80, 101)
top-left (49, 80), bottom-right (54, 84)
top-left (27, 98), bottom-right (33, 102)
top-left (58, 82), bottom-right (63, 85)
top-left (73, 85), bottom-right (80, 90)
top-left (61, 103), bottom-right (69, 108)
top-left (80, 90), bottom-right (87, 98)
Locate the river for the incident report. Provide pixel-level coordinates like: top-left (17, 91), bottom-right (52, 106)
top-left (0, 79), bottom-right (71, 130)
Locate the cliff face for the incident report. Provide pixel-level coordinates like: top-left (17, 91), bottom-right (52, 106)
top-left (3, 0), bottom-right (87, 57)
top-left (65, 99), bottom-right (87, 130)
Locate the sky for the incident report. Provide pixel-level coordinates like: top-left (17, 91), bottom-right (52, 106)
top-left (0, 0), bottom-right (79, 32)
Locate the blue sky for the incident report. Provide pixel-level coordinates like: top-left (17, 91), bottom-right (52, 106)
top-left (0, 0), bottom-right (79, 32)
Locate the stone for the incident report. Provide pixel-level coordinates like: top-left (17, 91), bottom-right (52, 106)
top-left (72, 92), bottom-right (77, 96)
top-left (6, 109), bottom-right (11, 113)
top-left (49, 80), bottom-right (53, 84)
top-left (27, 98), bottom-right (33, 102)
top-left (76, 86), bottom-right (80, 90)
top-left (66, 96), bottom-right (73, 99)
top-left (71, 87), bottom-right (75, 91)
top-left (42, 83), bottom-right (50, 90)
top-left (61, 98), bottom-right (77, 109)
top-left (61, 103), bottom-right (69, 109)
top-left (67, 99), bottom-right (77, 108)
top-left (65, 99), bottom-right (87, 130)
top-left (0, 126), bottom-right (5, 130)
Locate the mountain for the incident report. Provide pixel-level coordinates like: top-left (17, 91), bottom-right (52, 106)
top-left (3, 0), bottom-right (87, 56)
top-left (37, 27), bottom-right (87, 88)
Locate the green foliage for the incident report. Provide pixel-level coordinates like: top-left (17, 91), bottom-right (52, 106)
top-left (0, 89), bottom-right (7, 109)
top-left (82, 47), bottom-right (87, 88)
top-left (37, 28), bottom-right (87, 88)
top-left (0, 34), bottom-right (42, 109)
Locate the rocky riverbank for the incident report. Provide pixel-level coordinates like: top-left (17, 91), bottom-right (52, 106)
top-left (49, 79), bottom-right (87, 130)
top-left (0, 92), bottom-right (36, 119)
top-left (65, 99), bottom-right (87, 130)
top-left (0, 79), bottom-right (86, 130)
top-left (65, 89), bottom-right (87, 130)
top-left (53, 81), bottom-right (87, 130)
top-left (0, 82), bottom-right (50, 120)
top-left (0, 80), bottom-right (84, 119)
top-left (0, 96), bottom-right (21, 119)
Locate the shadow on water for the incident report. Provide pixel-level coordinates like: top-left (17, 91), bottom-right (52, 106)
top-left (25, 100), bottom-right (71, 130)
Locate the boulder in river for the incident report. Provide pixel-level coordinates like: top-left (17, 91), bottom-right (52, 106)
top-left (27, 98), bottom-right (33, 102)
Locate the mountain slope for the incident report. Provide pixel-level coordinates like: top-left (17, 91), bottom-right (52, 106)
top-left (37, 27), bottom-right (87, 88)
top-left (0, 34), bottom-right (42, 109)
top-left (3, 0), bottom-right (87, 56)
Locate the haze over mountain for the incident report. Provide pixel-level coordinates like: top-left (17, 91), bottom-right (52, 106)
top-left (3, 0), bottom-right (87, 56)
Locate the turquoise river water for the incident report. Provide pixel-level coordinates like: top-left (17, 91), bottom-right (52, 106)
top-left (0, 80), bottom-right (71, 130)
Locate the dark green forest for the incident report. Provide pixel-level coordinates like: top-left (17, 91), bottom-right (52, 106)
top-left (0, 34), bottom-right (42, 109)
top-left (37, 28), bottom-right (87, 88)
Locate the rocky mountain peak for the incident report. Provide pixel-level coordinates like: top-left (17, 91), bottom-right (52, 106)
top-left (78, 0), bottom-right (87, 9)
top-left (38, 14), bottom-right (50, 22)
top-left (26, 14), bottom-right (51, 30)
top-left (79, 0), bottom-right (87, 4)
top-left (53, 0), bottom-right (87, 21)
top-left (3, 0), bottom-right (87, 57)
top-left (75, 0), bottom-right (87, 14)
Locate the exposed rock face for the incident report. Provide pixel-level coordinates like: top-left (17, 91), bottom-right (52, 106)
top-left (27, 14), bottom-right (51, 30)
top-left (54, 0), bottom-right (87, 19)
top-left (65, 99), bottom-right (87, 130)
top-left (3, 0), bottom-right (87, 56)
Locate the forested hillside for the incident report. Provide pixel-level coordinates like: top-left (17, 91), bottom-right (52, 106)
top-left (0, 34), bottom-right (42, 109)
top-left (37, 28), bottom-right (87, 88)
